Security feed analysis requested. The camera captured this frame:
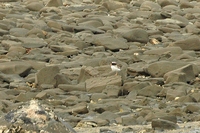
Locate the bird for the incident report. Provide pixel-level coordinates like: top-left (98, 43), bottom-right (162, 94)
top-left (111, 62), bottom-right (121, 75)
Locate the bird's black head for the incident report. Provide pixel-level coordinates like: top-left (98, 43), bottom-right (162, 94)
top-left (111, 62), bottom-right (117, 65)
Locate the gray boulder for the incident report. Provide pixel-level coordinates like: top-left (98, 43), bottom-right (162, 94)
top-left (164, 64), bottom-right (198, 83)
top-left (18, 37), bottom-right (47, 48)
top-left (138, 85), bottom-right (162, 97)
top-left (152, 119), bottom-right (179, 130)
top-left (35, 66), bottom-right (59, 87)
top-left (114, 28), bottom-right (149, 43)
top-left (171, 36), bottom-right (200, 50)
top-left (86, 75), bottom-right (122, 92)
top-left (92, 35), bottom-right (129, 51)
top-left (145, 61), bottom-right (190, 77)
top-left (0, 61), bottom-right (32, 77)
top-left (46, 0), bottom-right (63, 7)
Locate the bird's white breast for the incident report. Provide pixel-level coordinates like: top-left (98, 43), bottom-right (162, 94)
top-left (111, 65), bottom-right (121, 72)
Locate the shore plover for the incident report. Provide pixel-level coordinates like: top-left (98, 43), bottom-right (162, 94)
top-left (111, 62), bottom-right (121, 75)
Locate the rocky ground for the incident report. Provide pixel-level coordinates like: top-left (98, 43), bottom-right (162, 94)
top-left (0, 0), bottom-right (200, 132)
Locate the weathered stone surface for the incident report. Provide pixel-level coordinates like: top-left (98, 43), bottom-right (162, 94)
top-left (179, 1), bottom-right (194, 8)
top-left (171, 14), bottom-right (189, 26)
top-left (7, 45), bottom-right (26, 58)
top-left (77, 118), bottom-right (108, 127)
top-left (9, 28), bottom-right (29, 37)
top-left (137, 85), bottom-right (162, 97)
top-left (140, 1), bottom-right (161, 11)
top-left (165, 72), bottom-right (187, 84)
top-left (144, 47), bottom-right (183, 55)
top-left (24, 60), bottom-right (46, 70)
top-left (155, 18), bottom-right (183, 26)
top-left (0, 61), bottom-right (32, 77)
top-left (46, 0), bottom-right (63, 7)
top-left (157, 115), bottom-right (177, 123)
top-left (114, 28), bottom-right (149, 43)
top-left (39, 89), bottom-right (65, 99)
top-left (1, 40), bottom-right (22, 49)
top-left (157, 0), bottom-right (178, 7)
top-left (77, 19), bottom-right (104, 28)
top-left (123, 81), bottom-right (151, 93)
top-left (88, 100), bottom-right (120, 113)
top-left (65, 102), bottom-right (88, 115)
top-left (166, 88), bottom-right (186, 101)
top-left (86, 75), bottom-right (122, 92)
top-left (0, 12), bottom-right (6, 20)
top-left (185, 24), bottom-right (200, 34)
top-left (78, 66), bottom-right (100, 83)
top-left (83, 46), bottom-right (105, 55)
top-left (152, 119), bottom-right (179, 130)
top-left (102, 0), bottom-right (127, 11)
top-left (127, 62), bottom-right (149, 76)
top-left (15, 92), bottom-right (37, 102)
top-left (50, 44), bottom-right (79, 56)
top-left (0, 100), bottom-right (76, 133)
top-left (35, 91), bottom-right (49, 100)
top-left (0, 29), bottom-right (9, 36)
top-left (126, 90), bottom-right (137, 100)
top-left (0, 91), bottom-right (11, 100)
top-left (184, 104), bottom-right (200, 113)
top-left (18, 37), bottom-right (47, 48)
top-left (92, 35), bottom-right (129, 51)
top-left (164, 64), bottom-right (198, 83)
top-left (102, 85), bottom-right (121, 97)
top-left (91, 93), bottom-right (108, 103)
top-left (97, 111), bottom-right (119, 123)
top-left (145, 61), bottom-right (190, 77)
top-left (121, 113), bottom-right (138, 126)
top-left (35, 66), bottom-right (59, 87)
top-left (46, 20), bottom-right (62, 30)
top-left (26, 2), bottom-right (44, 11)
top-left (190, 92), bottom-right (200, 102)
top-left (54, 73), bottom-right (71, 87)
top-left (171, 36), bottom-right (200, 50)
top-left (58, 83), bottom-right (86, 92)
top-left (26, 28), bottom-right (46, 38)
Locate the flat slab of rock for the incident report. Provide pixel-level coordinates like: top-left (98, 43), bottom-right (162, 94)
top-left (137, 85), bottom-right (162, 97)
top-left (46, 0), bottom-right (63, 7)
top-left (50, 44), bottom-right (79, 56)
top-left (9, 28), bottom-right (29, 37)
top-left (171, 36), bottom-right (200, 50)
top-left (78, 66), bottom-right (100, 83)
top-left (164, 64), bottom-right (197, 83)
top-left (18, 37), bottom-right (47, 48)
top-left (26, 2), bottom-right (44, 11)
top-left (35, 66), bottom-right (59, 87)
top-left (86, 75), bottom-right (122, 92)
top-left (92, 35), bottom-right (129, 51)
top-left (144, 47), bottom-right (183, 55)
top-left (102, 0), bottom-right (127, 10)
top-left (0, 61), bottom-right (32, 77)
top-left (145, 61), bottom-right (190, 77)
top-left (58, 83), bottom-right (86, 92)
top-left (152, 119), bottom-right (179, 130)
top-left (114, 28), bottom-right (149, 43)
top-left (0, 29), bottom-right (9, 36)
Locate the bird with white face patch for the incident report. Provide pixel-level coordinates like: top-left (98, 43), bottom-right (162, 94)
top-left (111, 62), bottom-right (121, 75)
